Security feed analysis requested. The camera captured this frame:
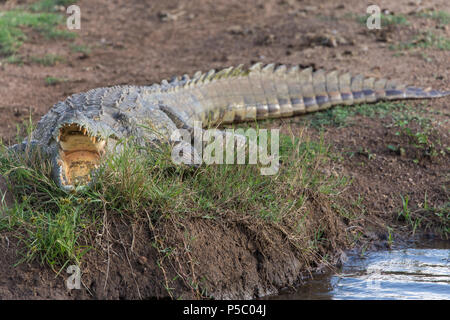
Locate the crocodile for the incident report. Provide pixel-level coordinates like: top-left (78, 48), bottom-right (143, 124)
top-left (9, 63), bottom-right (449, 191)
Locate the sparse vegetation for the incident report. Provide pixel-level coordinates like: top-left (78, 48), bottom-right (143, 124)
top-left (304, 101), bottom-right (406, 129)
top-left (386, 107), bottom-right (447, 162)
top-left (397, 194), bottom-right (449, 237)
top-left (390, 31), bottom-right (450, 51)
top-left (356, 13), bottom-right (409, 27)
top-left (0, 2), bottom-right (76, 58)
top-left (31, 53), bottom-right (64, 66)
top-left (4, 53), bottom-right (65, 66)
top-left (3, 55), bottom-right (24, 65)
top-left (417, 10), bottom-right (450, 25)
top-left (44, 76), bottom-right (65, 85)
top-left (69, 44), bottom-right (91, 55)
top-left (305, 101), bottom-right (447, 163)
top-left (30, 0), bottom-right (78, 13)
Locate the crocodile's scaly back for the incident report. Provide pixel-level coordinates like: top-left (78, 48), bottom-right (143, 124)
top-left (158, 63), bottom-right (449, 127)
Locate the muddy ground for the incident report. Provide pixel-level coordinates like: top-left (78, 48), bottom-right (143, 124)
top-left (0, 0), bottom-right (448, 299)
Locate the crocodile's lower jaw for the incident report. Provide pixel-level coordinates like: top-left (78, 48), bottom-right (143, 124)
top-left (57, 123), bottom-right (106, 188)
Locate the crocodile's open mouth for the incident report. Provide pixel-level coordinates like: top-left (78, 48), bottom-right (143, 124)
top-left (57, 123), bottom-right (106, 187)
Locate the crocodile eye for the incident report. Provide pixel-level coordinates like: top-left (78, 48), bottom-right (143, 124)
top-left (58, 123), bottom-right (106, 187)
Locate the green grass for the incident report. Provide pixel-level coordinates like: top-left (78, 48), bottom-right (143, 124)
top-left (387, 106), bottom-right (447, 162)
top-left (305, 101), bottom-right (447, 163)
top-left (0, 2), bottom-right (76, 57)
top-left (69, 44), bottom-right (91, 55)
top-left (44, 76), bottom-right (65, 85)
top-left (304, 101), bottom-right (406, 129)
top-left (357, 13), bottom-right (409, 27)
top-left (397, 194), bottom-right (449, 237)
top-left (4, 54), bottom-right (64, 66)
top-left (30, 0), bottom-right (78, 13)
top-left (0, 125), bottom-right (351, 269)
top-left (417, 10), bottom-right (450, 25)
top-left (31, 53), bottom-right (64, 66)
top-left (3, 54), bottom-right (24, 65)
top-left (390, 31), bottom-right (450, 51)
top-left (0, 142), bottom-right (97, 268)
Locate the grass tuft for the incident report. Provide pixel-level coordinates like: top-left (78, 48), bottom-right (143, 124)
top-left (357, 13), bottom-right (409, 27)
top-left (0, 2), bottom-right (76, 57)
top-left (44, 76), bottom-right (65, 85)
top-left (30, 0), bottom-right (78, 13)
top-left (69, 43), bottom-right (91, 55)
top-left (390, 31), bottom-right (450, 51)
top-left (417, 10), bottom-right (450, 25)
top-left (31, 53), bottom-right (64, 66)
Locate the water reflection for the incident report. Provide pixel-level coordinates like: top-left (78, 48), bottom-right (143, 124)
top-left (270, 240), bottom-right (450, 300)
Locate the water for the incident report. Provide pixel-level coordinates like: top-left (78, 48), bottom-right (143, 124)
top-left (271, 240), bottom-right (450, 300)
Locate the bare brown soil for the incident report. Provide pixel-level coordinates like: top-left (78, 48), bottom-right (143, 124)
top-left (0, 0), bottom-right (448, 299)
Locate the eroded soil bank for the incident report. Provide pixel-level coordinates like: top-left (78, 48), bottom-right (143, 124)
top-left (0, 0), bottom-right (448, 299)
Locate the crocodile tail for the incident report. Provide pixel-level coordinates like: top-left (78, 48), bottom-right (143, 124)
top-left (162, 63), bottom-right (450, 126)
top-left (249, 64), bottom-right (449, 120)
top-left (336, 73), bottom-right (450, 104)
